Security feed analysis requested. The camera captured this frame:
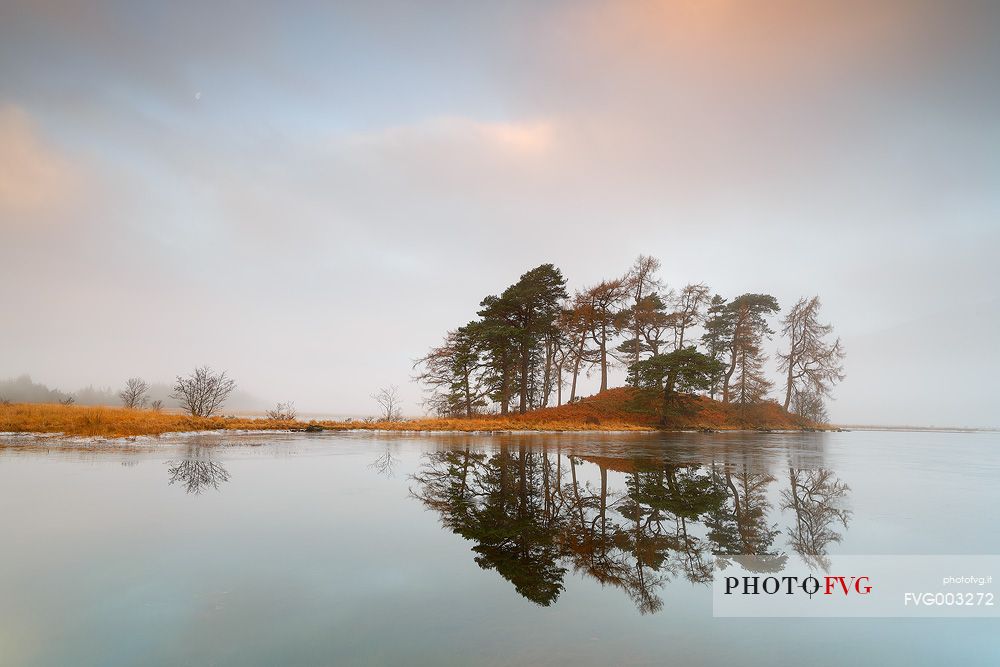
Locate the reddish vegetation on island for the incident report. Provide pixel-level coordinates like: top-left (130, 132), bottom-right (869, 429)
top-left (0, 387), bottom-right (821, 440)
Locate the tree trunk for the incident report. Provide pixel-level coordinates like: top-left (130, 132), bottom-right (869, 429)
top-left (632, 319), bottom-right (641, 386)
top-left (570, 340), bottom-right (584, 402)
top-left (783, 366), bottom-right (794, 410)
top-left (722, 349), bottom-right (737, 404)
top-left (519, 345), bottom-right (530, 414)
top-left (463, 365), bottom-right (473, 418)
top-left (500, 354), bottom-right (511, 415)
top-left (599, 324), bottom-right (608, 393)
top-left (556, 362), bottom-right (563, 406)
top-left (541, 339), bottom-right (553, 408)
top-left (783, 327), bottom-right (797, 410)
top-left (661, 368), bottom-right (679, 423)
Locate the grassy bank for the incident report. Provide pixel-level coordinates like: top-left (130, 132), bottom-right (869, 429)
top-left (0, 388), bottom-right (820, 439)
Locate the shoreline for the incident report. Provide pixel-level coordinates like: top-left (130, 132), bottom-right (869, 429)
top-left (0, 425), bottom-right (842, 449)
top-left (0, 395), bottom-right (837, 441)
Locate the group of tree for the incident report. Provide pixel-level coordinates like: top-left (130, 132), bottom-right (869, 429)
top-left (112, 366), bottom-right (237, 417)
top-left (416, 256), bottom-right (844, 423)
top-left (0, 375), bottom-right (89, 406)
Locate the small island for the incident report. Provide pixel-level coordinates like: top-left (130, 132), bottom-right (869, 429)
top-left (1, 256), bottom-right (844, 440)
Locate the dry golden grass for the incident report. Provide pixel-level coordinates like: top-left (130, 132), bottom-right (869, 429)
top-left (0, 403), bottom-right (290, 438)
top-left (0, 402), bottom-right (647, 438)
top-left (0, 389), bottom-right (818, 439)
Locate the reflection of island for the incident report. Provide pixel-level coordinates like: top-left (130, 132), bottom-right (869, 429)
top-left (166, 446), bottom-right (231, 494)
top-left (410, 446), bottom-right (849, 613)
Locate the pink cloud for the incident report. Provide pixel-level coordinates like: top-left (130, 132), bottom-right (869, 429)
top-left (0, 106), bottom-right (80, 222)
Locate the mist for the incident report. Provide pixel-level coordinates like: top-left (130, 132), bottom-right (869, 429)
top-left (1, 1), bottom-right (998, 427)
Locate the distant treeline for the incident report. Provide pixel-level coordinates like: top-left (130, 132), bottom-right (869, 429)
top-left (0, 375), bottom-right (119, 406)
top-left (0, 374), bottom-right (266, 412)
top-left (415, 256), bottom-right (844, 423)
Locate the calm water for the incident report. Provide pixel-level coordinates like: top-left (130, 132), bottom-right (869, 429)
top-left (1, 431), bottom-right (999, 666)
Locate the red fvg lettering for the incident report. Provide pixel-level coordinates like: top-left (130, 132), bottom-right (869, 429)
top-left (823, 576), bottom-right (872, 595)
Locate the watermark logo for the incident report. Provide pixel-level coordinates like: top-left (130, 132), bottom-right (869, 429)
top-left (713, 555), bottom-right (998, 617)
top-left (723, 574), bottom-right (872, 597)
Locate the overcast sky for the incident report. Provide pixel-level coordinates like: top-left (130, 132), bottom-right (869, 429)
top-left (1, 1), bottom-right (998, 426)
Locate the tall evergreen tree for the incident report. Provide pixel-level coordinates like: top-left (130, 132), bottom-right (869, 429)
top-left (723, 294), bottom-right (779, 405)
top-left (702, 294), bottom-right (779, 404)
top-left (480, 264), bottom-right (567, 413)
top-left (700, 295), bottom-right (732, 399)
top-left (477, 294), bottom-right (521, 415)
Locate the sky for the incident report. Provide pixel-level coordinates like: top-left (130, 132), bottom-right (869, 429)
top-left (1, 0), bottom-right (998, 427)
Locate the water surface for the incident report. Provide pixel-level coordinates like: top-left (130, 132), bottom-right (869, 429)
top-left (1, 431), bottom-right (998, 665)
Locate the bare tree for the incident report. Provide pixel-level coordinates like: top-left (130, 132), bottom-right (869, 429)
top-left (372, 385), bottom-right (403, 421)
top-left (559, 300), bottom-right (593, 403)
top-left (620, 255), bottom-right (664, 373)
top-left (579, 279), bottom-right (629, 393)
top-left (791, 389), bottom-right (829, 424)
top-left (149, 399), bottom-right (164, 412)
top-left (171, 366), bottom-right (236, 417)
top-left (778, 296), bottom-right (845, 410)
top-left (670, 283), bottom-right (711, 350)
top-left (119, 377), bottom-right (149, 409)
top-left (266, 401), bottom-right (297, 420)
top-left (548, 327), bottom-right (575, 407)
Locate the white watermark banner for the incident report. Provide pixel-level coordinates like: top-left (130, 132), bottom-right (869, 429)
top-left (713, 555), bottom-right (1000, 617)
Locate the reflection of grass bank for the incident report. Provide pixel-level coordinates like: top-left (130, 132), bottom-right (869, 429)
top-left (1, 388), bottom-right (824, 439)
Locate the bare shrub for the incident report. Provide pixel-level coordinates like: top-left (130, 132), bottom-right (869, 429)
top-left (149, 399), bottom-right (164, 412)
top-left (119, 377), bottom-right (149, 409)
top-left (266, 401), bottom-right (297, 421)
top-left (171, 366), bottom-right (236, 417)
top-left (372, 385), bottom-right (403, 421)
top-left (59, 395), bottom-right (75, 406)
top-left (792, 389), bottom-right (829, 424)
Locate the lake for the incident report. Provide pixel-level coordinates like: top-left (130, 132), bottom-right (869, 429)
top-left (1, 430), bottom-right (998, 666)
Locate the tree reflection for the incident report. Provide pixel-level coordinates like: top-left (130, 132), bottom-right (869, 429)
top-left (166, 446), bottom-right (231, 494)
top-left (413, 445), bottom-right (566, 605)
top-left (410, 445), bottom-right (850, 613)
top-left (369, 449), bottom-right (397, 477)
top-left (781, 468), bottom-right (851, 569)
top-left (706, 466), bottom-right (786, 572)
